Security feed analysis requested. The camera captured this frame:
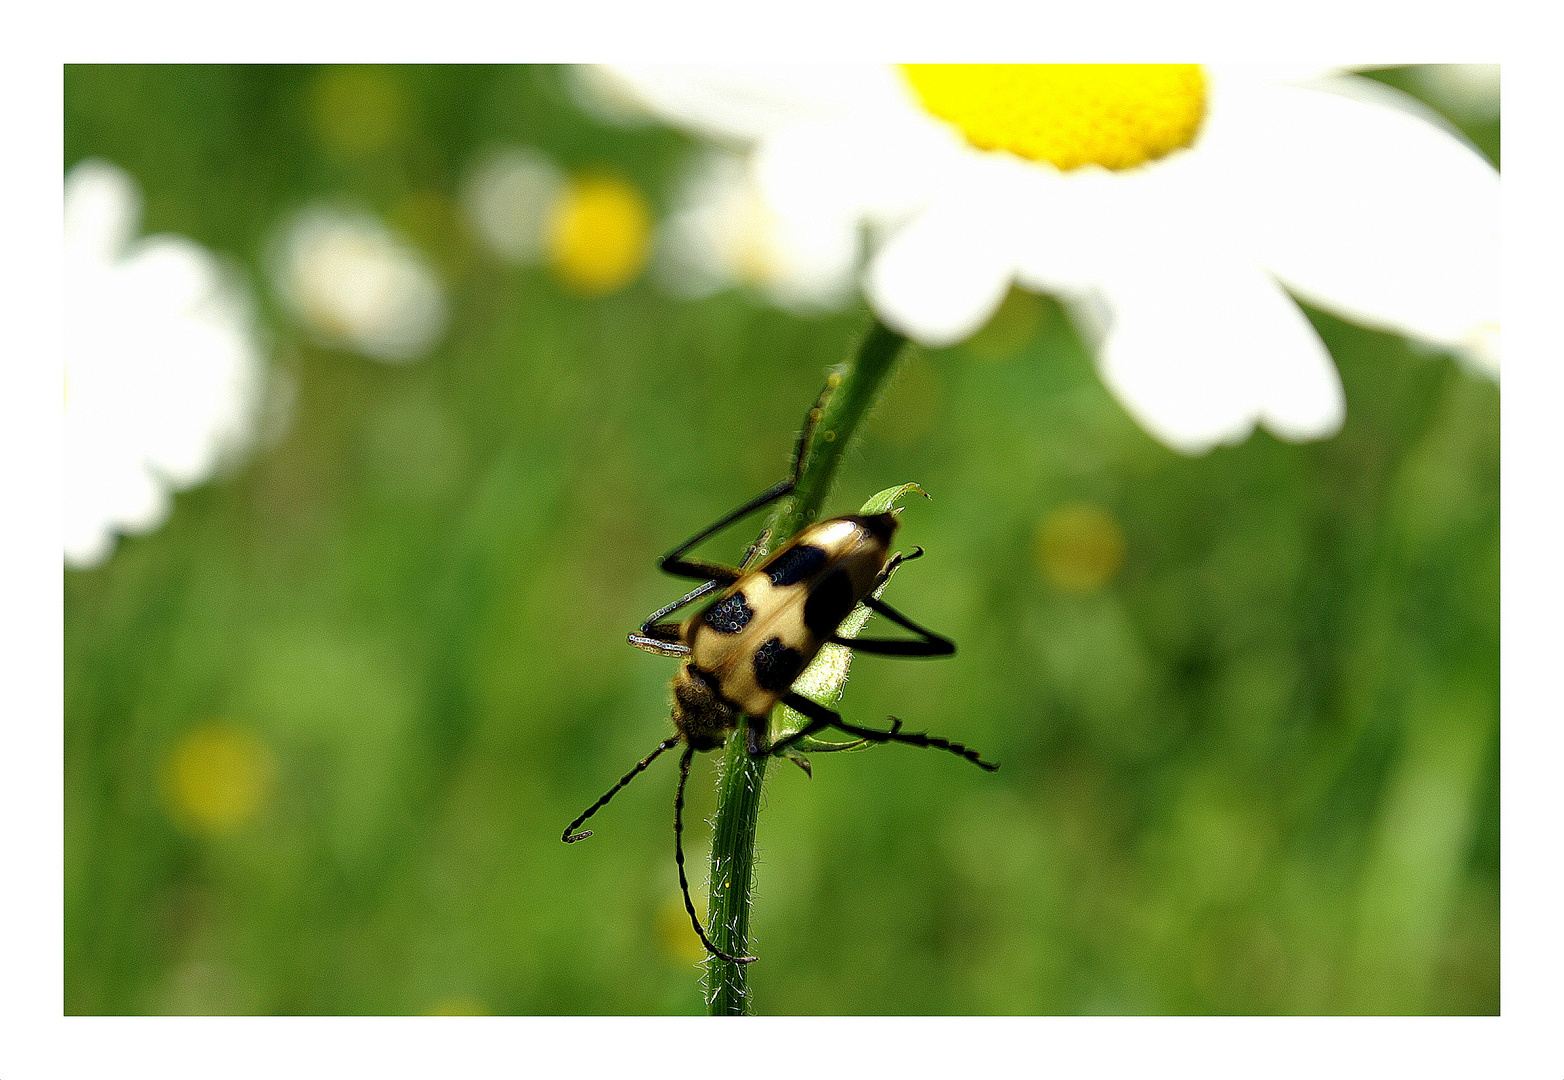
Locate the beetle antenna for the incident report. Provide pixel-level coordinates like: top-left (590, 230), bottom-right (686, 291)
top-left (674, 745), bottom-right (758, 965)
top-left (562, 736), bottom-right (680, 843)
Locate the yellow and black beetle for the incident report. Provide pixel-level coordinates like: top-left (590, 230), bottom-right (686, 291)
top-left (562, 388), bottom-right (997, 964)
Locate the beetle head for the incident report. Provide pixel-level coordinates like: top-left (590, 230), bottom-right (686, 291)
top-left (671, 664), bottom-right (739, 752)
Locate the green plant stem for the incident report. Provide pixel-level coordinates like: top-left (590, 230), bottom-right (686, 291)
top-left (704, 317), bottom-right (909, 1015)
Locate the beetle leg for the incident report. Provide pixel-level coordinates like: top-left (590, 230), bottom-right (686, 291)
top-left (627, 628), bottom-right (691, 658)
top-left (641, 579), bottom-right (724, 631)
top-left (739, 525), bottom-right (773, 570)
top-left (830, 594), bottom-right (955, 657)
top-left (635, 520), bottom-right (774, 655)
top-left (629, 581), bottom-right (722, 656)
top-left (657, 479), bottom-right (794, 583)
top-left (777, 693), bottom-right (998, 772)
top-left (831, 636), bottom-right (951, 657)
top-left (871, 545), bottom-right (923, 590)
top-left (834, 714), bottom-right (1000, 772)
top-left (760, 709), bottom-right (872, 767)
top-left (655, 368), bottom-right (837, 583)
top-left (760, 698), bottom-right (834, 759)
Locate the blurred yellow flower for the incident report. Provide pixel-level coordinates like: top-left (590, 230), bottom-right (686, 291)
top-left (162, 721), bottom-right (274, 834)
top-left (546, 174), bottom-right (652, 295)
top-left (1035, 502), bottom-right (1126, 593)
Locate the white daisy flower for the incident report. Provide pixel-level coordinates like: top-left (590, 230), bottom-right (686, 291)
top-left (65, 159), bottom-right (265, 569)
top-left (270, 205), bottom-right (447, 363)
top-left (598, 64), bottom-right (1499, 453)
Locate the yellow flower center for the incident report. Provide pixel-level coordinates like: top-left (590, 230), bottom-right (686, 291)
top-left (900, 64), bottom-right (1206, 171)
top-left (546, 174), bottom-right (653, 295)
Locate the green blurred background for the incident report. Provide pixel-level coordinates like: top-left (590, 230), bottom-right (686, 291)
top-left (64, 65), bottom-right (1499, 1015)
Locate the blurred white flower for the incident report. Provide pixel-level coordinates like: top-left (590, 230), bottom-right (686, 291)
top-left (271, 205), bottom-right (446, 363)
top-left (657, 147), bottom-right (856, 313)
top-left (600, 65), bottom-right (1499, 453)
top-left (459, 145), bottom-right (566, 263)
top-left (65, 159), bottom-right (265, 569)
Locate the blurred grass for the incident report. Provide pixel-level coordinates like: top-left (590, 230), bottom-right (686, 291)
top-left (64, 65), bottom-right (1499, 1015)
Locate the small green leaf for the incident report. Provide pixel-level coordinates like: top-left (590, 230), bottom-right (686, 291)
top-left (858, 482), bottom-right (928, 515)
top-left (782, 750), bottom-right (812, 778)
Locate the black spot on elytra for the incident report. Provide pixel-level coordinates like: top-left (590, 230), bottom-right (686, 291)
top-left (804, 569), bottom-right (857, 637)
top-left (765, 543), bottom-right (828, 587)
top-left (701, 591), bottom-right (754, 634)
top-left (753, 637), bottom-right (804, 692)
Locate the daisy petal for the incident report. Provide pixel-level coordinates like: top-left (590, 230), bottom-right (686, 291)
top-left (754, 107), bottom-right (966, 232)
top-left (1090, 251), bottom-right (1343, 453)
top-left (1219, 80), bottom-right (1499, 352)
top-left (759, 209), bottom-right (860, 311)
top-left (601, 65), bottom-right (899, 146)
top-left (864, 194), bottom-right (1017, 348)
